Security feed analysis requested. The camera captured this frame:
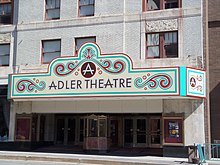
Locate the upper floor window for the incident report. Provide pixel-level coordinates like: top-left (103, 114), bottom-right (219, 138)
top-left (144, 0), bottom-right (180, 11)
top-left (45, 0), bottom-right (60, 20)
top-left (79, 0), bottom-right (95, 17)
top-left (75, 36), bottom-right (96, 55)
top-left (0, 44), bottom-right (10, 66)
top-left (146, 31), bottom-right (178, 58)
top-left (0, 0), bottom-right (12, 24)
top-left (42, 39), bottom-right (61, 64)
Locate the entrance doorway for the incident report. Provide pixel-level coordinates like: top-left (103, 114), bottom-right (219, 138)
top-left (54, 114), bottom-right (161, 148)
top-left (124, 117), bottom-right (161, 148)
top-left (56, 117), bottom-right (76, 145)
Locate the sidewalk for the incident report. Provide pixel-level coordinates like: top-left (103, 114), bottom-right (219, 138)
top-left (0, 151), bottom-right (196, 165)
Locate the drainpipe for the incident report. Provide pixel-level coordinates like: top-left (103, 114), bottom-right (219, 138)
top-left (203, 0), bottom-right (211, 160)
top-left (123, 0), bottom-right (126, 53)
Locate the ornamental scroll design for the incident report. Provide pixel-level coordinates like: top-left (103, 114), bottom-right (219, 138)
top-left (134, 74), bottom-right (173, 90)
top-left (190, 75), bottom-right (203, 92)
top-left (54, 61), bottom-right (84, 76)
top-left (93, 59), bottom-right (125, 74)
top-left (53, 47), bottom-right (126, 76)
top-left (16, 79), bottom-right (46, 93)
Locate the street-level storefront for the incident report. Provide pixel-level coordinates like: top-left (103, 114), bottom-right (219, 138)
top-left (8, 43), bottom-right (206, 155)
top-left (18, 113), bottom-right (162, 148)
top-left (18, 113), bottom-right (162, 149)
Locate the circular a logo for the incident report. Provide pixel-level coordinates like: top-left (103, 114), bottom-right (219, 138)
top-left (190, 77), bottom-right (196, 87)
top-left (81, 62), bottom-right (96, 78)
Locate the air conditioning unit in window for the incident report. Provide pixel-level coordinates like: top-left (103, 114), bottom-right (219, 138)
top-left (0, 15), bottom-right (11, 24)
top-left (164, 43), bottom-right (178, 58)
top-left (165, 0), bottom-right (178, 9)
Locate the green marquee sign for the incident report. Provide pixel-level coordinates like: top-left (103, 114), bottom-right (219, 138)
top-left (9, 43), bottom-right (206, 99)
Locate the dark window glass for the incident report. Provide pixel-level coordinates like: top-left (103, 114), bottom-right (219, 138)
top-left (42, 40), bottom-right (61, 63)
top-left (146, 32), bottom-right (178, 58)
top-left (0, 2), bottom-right (12, 24)
top-left (46, 0), bottom-right (60, 20)
top-left (145, 0), bottom-right (179, 11)
top-left (75, 37), bottom-right (96, 55)
top-left (0, 44), bottom-right (10, 66)
top-left (79, 0), bottom-right (95, 17)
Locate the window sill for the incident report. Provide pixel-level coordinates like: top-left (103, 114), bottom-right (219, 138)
top-left (143, 7), bottom-right (180, 12)
top-left (146, 57), bottom-right (178, 59)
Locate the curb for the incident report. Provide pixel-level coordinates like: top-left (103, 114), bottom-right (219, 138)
top-left (0, 151), bottom-right (190, 165)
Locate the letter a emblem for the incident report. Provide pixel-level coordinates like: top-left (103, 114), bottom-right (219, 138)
top-left (81, 62), bottom-right (96, 78)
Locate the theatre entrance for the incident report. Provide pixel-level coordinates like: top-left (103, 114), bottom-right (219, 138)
top-left (55, 117), bottom-right (76, 145)
top-left (124, 117), bottom-right (161, 148)
top-left (55, 114), bottom-right (162, 149)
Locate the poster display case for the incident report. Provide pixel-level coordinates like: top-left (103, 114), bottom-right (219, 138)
top-left (163, 116), bottom-right (184, 145)
top-left (15, 115), bottom-right (32, 141)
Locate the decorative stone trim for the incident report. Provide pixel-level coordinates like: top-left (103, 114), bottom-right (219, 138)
top-left (146, 19), bottom-right (178, 32)
top-left (0, 33), bottom-right (11, 43)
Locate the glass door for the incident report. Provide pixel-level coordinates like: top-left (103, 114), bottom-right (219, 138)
top-left (56, 117), bottom-right (76, 145)
top-left (136, 119), bottom-right (147, 145)
top-left (110, 119), bottom-right (118, 147)
top-left (124, 119), bottom-right (133, 147)
top-left (123, 116), bottom-right (161, 148)
top-left (149, 117), bottom-right (161, 147)
top-left (79, 118), bottom-right (85, 143)
top-left (56, 118), bottom-right (65, 144)
top-left (67, 118), bottom-right (75, 144)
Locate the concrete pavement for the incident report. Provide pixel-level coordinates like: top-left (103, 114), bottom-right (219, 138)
top-left (0, 150), bottom-right (214, 165)
top-left (0, 159), bottom-right (98, 165)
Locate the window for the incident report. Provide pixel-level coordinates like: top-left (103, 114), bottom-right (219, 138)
top-left (79, 0), bottom-right (95, 17)
top-left (45, 0), bottom-right (60, 20)
top-left (144, 0), bottom-right (180, 11)
top-left (0, 0), bottom-right (12, 24)
top-left (146, 31), bottom-right (178, 58)
top-left (42, 39), bottom-right (61, 63)
top-left (0, 44), bottom-right (10, 66)
top-left (75, 37), bottom-right (96, 55)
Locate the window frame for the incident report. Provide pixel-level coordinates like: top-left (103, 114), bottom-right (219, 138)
top-left (143, 0), bottom-right (181, 12)
top-left (41, 39), bottom-right (61, 64)
top-left (45, 0), bottom-right (60, 20)
top-left (146, 31), bottom-right (178, 59)
top-left (78, 0), bottom-right (95, 17)
top-left (0, 43), bottom-right (10, 67)
top-left (0, 0), bottom-right (13, 24)
top-left (75, 36), bottom-right (96, 56)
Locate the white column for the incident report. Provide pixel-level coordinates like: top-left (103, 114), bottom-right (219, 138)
top-left (8, 101), bottom-right (16, 141)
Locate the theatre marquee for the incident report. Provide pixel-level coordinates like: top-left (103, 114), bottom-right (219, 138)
top-left (9, 43), bottom-right (206, 99)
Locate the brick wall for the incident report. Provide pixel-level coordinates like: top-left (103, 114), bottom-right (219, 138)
top-left (208, 0), bottom-right (220, 22)
top-left (208, 0), bottom-right (220, 142)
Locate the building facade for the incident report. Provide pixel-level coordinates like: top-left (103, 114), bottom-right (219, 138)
top-left (0, 0), bottom-right (207, 156)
